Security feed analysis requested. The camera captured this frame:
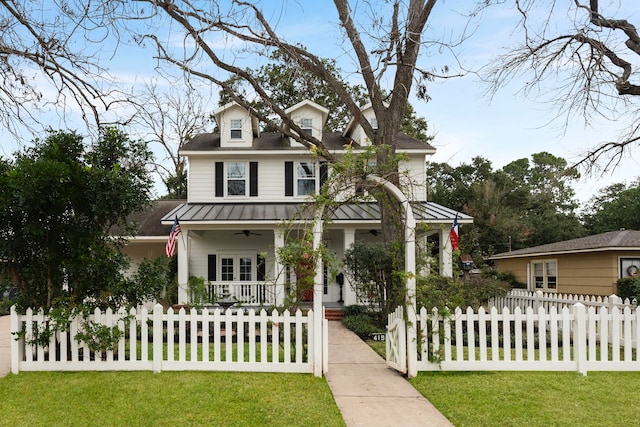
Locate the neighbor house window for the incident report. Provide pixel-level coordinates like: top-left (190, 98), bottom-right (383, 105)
top-left (230, 119), bottom-right (242, 139)
top-left (532, 260), bottom-right (557, 292)
top-left (370, 118), bottom-right (378, 129)
top-left (620, 258), bottom-right (640, 278)
top-left (300, 118), bottom-right (313, 135)
top-left (297, 162), bottom-right (316, 195)
top-left (227, 161), bottom-right (246, 196)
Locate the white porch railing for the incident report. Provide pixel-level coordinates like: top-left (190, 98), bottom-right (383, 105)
top-left (11, 304), bottom-right (320, 374)
top-left (205, 281), bottom-right (277, 305)
top-left (489, 289), bottom-right (636, 313)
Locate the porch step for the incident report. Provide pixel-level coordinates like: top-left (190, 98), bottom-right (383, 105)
top-left (324, 308), bottom-right (344, 322)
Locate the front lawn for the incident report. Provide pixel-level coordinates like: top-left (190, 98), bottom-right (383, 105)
top-left (412, 371), bottom-right (640, 426)
top-left (0, 371), bottom-right (345, 426)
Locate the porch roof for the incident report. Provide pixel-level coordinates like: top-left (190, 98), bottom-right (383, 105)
top-left (161, 202), bottom-right (471, 226)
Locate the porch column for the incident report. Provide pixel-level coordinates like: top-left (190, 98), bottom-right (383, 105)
top-left (273, 230), bottom-right (286, 306)
top-left (177, 231), bottom-right (189, 304)
top-left (342, 228), bottom-right (357, 306)
top-left (440, 227), bottom-right (453, 277)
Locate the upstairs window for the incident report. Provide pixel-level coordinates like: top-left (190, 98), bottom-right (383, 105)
top-left (227, 161), bottom-right (246, 196)
top-left (297, 162), bottom-right (316, 196)
top-left (216, 161), bottom-right (257, 197)
top-left (300, 118), bottom-right (313, 135)
top-left (370, 118), bottom-right (378, 130)
top-left (230, 119), bottom-right (242, 139)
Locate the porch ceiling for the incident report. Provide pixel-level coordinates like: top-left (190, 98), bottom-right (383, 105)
top-left (161, 202), bottom-right (472, 226)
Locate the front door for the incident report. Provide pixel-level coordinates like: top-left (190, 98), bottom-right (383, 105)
top-left (220, 254), bottom-right (253, 299)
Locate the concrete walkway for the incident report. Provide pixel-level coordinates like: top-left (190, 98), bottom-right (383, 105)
top-left (325, 321), bottom-right (453, 427)
top-left (0, 315), bottom-right (453, 426)
top-left (0, 315), bottom-right (10, 377)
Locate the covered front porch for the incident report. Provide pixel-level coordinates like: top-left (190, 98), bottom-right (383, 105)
top-left (162, 202), bottom-right (471, 307)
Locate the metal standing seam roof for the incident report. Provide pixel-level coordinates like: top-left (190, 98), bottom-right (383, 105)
top-left (489, 230), bottom-right (640, 260)
top-left (161, 202), bottom-right (471, 225)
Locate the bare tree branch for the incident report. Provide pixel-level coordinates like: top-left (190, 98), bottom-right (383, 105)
top-left (482, 0), bottom-right (640, 174)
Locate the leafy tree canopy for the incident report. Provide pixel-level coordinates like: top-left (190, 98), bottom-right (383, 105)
top-left (0, 128), bottom-right (153, 309)
top-left (583, 180), bottom-right (640, 234)
top-left (427, 152), bottom-right (586, 259)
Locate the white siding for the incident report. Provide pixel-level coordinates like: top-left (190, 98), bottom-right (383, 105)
top-left (188, 231), bottom-right (276, 280)
top-left (187, 157), bottom-right (215, 203)
top-left (400, 156), bottom-right (427, 201)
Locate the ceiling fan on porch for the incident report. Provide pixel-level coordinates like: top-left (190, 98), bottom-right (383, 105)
top-left (235, 230), bottom-right (262, 237)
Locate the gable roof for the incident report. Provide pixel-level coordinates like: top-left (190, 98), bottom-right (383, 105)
top-left (180, 131), bottom-right (435, 153)
top-left (489, 230), bottom-right (640, 260)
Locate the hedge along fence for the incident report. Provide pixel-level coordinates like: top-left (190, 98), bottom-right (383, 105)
top-left (10, 304), bottom-right (318, 374)
top-left (406, 304), bottom-right (640, 374)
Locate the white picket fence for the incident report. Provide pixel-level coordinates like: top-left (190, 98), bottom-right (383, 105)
top-left (388, 303), bottom-right (640, 374)
top-left (489, 289), bottom-right (636, 313)
top-left (10, 304), bottom-right (320, 374)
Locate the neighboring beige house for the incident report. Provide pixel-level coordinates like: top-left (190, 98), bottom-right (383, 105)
top-left (489, 230), bottom-right (640, 296)
top-left (159, 99), bottom-right (471, 306)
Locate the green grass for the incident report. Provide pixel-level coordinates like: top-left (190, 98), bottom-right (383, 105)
top-left (411, 371), bottom-right (640, 427)
top-left (0, 371), bottom-right (345, 427)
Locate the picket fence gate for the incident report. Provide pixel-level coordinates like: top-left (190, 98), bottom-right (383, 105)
top-left (11, 304), bottom-right (321, 374)
top-left (387, 303), bottom-right (640, 375)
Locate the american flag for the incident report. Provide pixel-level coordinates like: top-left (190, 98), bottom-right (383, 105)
top-left (165, 217), bottom-right (182, 257)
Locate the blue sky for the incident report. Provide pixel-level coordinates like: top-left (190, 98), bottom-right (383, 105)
top-left (2, 1), bottom-right (639, 203)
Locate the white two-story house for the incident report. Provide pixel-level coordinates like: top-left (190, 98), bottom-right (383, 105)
top-left (161, 100), bottom-right (472, 307)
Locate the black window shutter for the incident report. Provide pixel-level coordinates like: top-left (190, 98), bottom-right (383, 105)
top-left (320, 163), bottom-right (328, 189)
top-left (249, 162), bottom-right (258, 197)
top-left (207, 254), bottom-right (217, 281)
top-left (284, 161), bottom-right (294, 196)
top-left (215, 162), bottom-right (224, 197)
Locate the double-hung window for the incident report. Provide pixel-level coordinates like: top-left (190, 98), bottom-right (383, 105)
top-left (532, 260), bottom-right (557, 291)
top-left (227, 161), bottom-right (246, 196)
top-left (300, 118), bottom-right (313, 135)
top-left (216, 161), bottom-right (257, 198)
top-left (230, 119), bottom-right (242, 139)
top-left (297, 162), bottom-right (316, 196)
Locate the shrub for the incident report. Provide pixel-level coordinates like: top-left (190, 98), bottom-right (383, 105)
top-left (616, 277), bottom-right (640, 301)
top-left (417, 274), bottom-right (510, 312)
top-left (342, 314), bottom-right (383, 340)
top-left (342, 305), bottom-right (370, 317)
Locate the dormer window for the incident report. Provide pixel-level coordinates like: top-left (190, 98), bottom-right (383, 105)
top-left (230, 119), bottom-right (242, 139)
top-left (300, 118), bottom-right (313, 135)
top-left (297, 162), bottom-right (316, 195)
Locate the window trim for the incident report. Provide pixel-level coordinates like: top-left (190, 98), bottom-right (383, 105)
top-left (226, 161), bottom-right (247, 196)
top-left (300, 118), bottom-right (313, 135)
top-left (531, 259), bottom-right (558, 292)
top-left (295, 161), bottom-right (317, 196)
top-left (230, 119), bottom-right (242, 139)
top-left (620, 257), bottom-right (640, 278)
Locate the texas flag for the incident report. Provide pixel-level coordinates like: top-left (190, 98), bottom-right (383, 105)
top-left (450, 214), bottom-right (459, 252)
